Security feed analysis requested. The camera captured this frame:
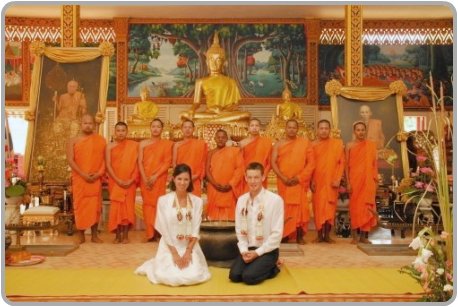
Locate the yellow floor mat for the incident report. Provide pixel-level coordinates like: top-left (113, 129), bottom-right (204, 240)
top-left (5, 266), bottom-right (422, 297)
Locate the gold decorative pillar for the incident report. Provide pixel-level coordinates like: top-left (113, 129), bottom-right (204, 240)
top-left (344, 5), bottom-right (363, 86)
top-left (61, 5), bottom-right (80, 47)
top-left (306, 20), bottom-right (320, 105)
top-left (113, 18), bottom-right (128, 117)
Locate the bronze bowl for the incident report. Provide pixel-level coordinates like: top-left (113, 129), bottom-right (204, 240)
top-left (199, 220), bottom-right (238, 268)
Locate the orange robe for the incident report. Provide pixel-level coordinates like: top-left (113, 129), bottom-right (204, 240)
top-left (71, 134), bottom-right (106, 230)
top-left (276, 138), bottom-right (315, 237)
top-left (207, 147), bottom-right (244, 221)
top-left (240, 136), bottom-right (272, 193)
top-left (175, 138), bottom-right (207, 196)
top-left (107, 140), bottom-right (139, 233)
top-left (312, 138), bottom-right (345, 230)
top-left (348, 140), bottom-right (378, 231)
top-left (140, 139), bottom-right (173, 239)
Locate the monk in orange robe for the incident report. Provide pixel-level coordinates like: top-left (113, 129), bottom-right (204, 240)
top-left (346, 121), bottom-right (378, 244)
top-left (271, 119), bottom-right (315, 244)
top-left (173, 120), bottom-right (207, 196)
top-left (106, 122), bottom-right (139, 244)
top-left (66, 114), bottom-right (106, 244)
top-left (206, 129), bottom-right (244, 221)
top-left (311, 119), bottom-right (345, 243)
top-left (239, 118), bottom-right (272, 194)
top-left (138, 118), bottom-right (173, 242)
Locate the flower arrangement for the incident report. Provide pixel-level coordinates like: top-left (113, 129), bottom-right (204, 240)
top-left (400, 227), bottom-right (453, 302)
top-left (5, 154), bottom-right (27, 199)
top-left (399, 74), bottom-right (453, 301)
top-left (397, 152), bottom-right (436, 204)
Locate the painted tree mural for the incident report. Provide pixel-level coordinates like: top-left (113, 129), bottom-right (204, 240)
top-left (127, 23), bottom-right (306, 98)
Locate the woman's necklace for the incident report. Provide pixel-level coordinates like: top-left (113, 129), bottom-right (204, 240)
top-left (174, 193), bottom-right (193, 240)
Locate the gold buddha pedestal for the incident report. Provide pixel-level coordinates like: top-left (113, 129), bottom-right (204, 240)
top-left (180, 31), bottom-right (250, 128)
top-left (127, 85), bottom-right (160, 140)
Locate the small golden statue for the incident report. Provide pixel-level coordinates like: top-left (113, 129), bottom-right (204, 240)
top-left (180, 32), bottom-right (250, 124)
top-left (265, 85), bottom-right (314, 141)
top-left (128, 85), bottom-right (159, 124)
top-left (276, 86), bottom-right (303, 121)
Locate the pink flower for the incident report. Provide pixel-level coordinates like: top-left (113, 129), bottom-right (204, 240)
top-left (446, 273), bottom-right (453, 281)
top-left (420, 167), bottom-right (433, 174)
top-left (440, 231), bottom-right (449, 239)
top-left (416, 155), bottom-right (427, 162)
top-left (425, 184), bottom-right (435, 192)
top-left (414, 181), bottom-right (424, 189)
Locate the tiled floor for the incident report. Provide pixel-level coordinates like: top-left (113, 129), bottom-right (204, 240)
top-left (7, 226), bottom-right (416, 270)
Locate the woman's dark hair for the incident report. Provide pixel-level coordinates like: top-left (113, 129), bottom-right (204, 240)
top-left (169, 163), bottom-right (194, 192)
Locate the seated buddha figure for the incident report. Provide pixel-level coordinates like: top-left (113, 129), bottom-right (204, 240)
top-left (276, 86), bottom-right (303, 121)
top-left (128, 86), bottom-right (159, 124)
top-left (180, 32), bottom-right (250, 124)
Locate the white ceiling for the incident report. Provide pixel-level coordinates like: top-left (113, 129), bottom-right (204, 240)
top-left (3, 4), bottom-right (454, 20)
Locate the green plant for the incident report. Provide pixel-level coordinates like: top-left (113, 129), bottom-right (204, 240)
top-left (400, 227), bottom-right (453, 302)
top-left (5, 180), bottom-right (27, 198)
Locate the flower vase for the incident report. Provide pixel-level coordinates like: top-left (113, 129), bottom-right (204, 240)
top-left (417, 197), bottom-right (434, 226)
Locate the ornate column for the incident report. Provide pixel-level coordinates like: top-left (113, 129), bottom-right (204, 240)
top-left (113, 18), bottom-right (128, 117)
top-left (306, 20), bottom-right (320, 105)
top-left (61, 5), bottom-right (80, 47)
top-left (344, 5), bottom-right (363, 86)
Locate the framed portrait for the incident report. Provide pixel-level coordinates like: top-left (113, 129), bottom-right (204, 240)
top-left (24, 41), bottom-right (114, 184)
top-left (126, 21), bottom-right (308, 103)
top-left (325, 80), bottom-right (409, 184)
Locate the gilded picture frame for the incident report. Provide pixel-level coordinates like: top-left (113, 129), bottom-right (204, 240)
top-left (24, 42), bottom-right (114, 184)
top-left (325, 79), bottom-right (409, 184)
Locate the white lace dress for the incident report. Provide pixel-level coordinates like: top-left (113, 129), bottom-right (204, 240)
top-left (135, 193), bottom-right (211, 286)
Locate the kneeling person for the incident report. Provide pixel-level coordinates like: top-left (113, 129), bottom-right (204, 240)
top-left (229, 162), bottom-right (284, 285)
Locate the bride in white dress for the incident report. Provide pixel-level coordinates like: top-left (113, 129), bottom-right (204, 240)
top-left (135, 164), bottom-right (211, 286)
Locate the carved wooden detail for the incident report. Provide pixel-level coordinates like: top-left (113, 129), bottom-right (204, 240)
top-left (306, 20), bottom-right (320, 105)
top-left (345, 6), bottom-right (363, 86)
top-left (320, 19), bottom-right (453, 45)
top-left (61, 5), bottom-right (80, 47)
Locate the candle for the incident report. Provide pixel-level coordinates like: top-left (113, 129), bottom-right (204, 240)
top-left (64, 190), bottom-right (67, 201)
top-left (19, 204), bottom-right (26, 215)
top-left (34, 196), bottom-right (39, 207)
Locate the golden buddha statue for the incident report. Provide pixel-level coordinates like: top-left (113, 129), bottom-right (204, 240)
top-left (180, 32), bottom-right (250, 124)
top-left (276, 86), bottom-right (303, 121)
top-left (128, 86), bottom-right (159, 124)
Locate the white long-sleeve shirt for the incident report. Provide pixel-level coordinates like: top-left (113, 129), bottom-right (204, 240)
top-left (235, 188), bottom-right (284, 256)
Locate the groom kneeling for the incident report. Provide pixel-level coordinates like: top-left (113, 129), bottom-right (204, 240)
top-left (229, 162), bottom-right (284, 285)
